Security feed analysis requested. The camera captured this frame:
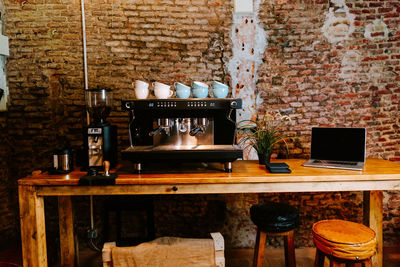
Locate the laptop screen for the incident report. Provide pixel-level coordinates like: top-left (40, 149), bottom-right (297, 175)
top-left (311, 127), bottom-right (366, 162)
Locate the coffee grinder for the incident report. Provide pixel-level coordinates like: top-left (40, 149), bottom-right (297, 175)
top-left (81, 89), bottom-right (118, 183)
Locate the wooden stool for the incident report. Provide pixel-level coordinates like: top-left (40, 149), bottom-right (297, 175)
top-left (250, 201), bottom-right (299, 267)
top-left (312, 219), bottom-right (376, 267)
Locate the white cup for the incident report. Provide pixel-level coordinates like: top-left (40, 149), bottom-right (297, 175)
top-left (153, 82), bottom-right (173, 99)
top-left (134, 80), bottom-right (149, 99)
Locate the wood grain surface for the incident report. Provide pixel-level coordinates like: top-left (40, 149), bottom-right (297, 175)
top-left (17, 159), bottom-right (400, 186)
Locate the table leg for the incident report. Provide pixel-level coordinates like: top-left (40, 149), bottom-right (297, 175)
top-left (363, 190), bottom-right (383, 267)
top-left (58, 196), bottom-right (76, 267)
top-left (18, 185), bottom-right (47, 267)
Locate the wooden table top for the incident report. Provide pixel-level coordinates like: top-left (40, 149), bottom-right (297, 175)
top-left (18, 159), bottom-right (400, 186)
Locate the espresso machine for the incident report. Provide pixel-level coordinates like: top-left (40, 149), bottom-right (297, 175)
top-left (121, 98), bottom-right (243, 173)
top-left (83, 89), bottom-right (118, 177)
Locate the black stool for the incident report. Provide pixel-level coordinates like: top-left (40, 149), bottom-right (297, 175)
top-left (250, 201), bottom-right (299, 267)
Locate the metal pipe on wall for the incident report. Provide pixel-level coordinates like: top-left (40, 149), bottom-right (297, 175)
top-left (81, 0), bottom-right (100, 252)
top-left (81, 0), bottom-right (88, 91)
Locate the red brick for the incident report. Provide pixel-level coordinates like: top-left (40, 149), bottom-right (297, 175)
top-left (362, 9), bottom-right (375, 13)
top-left (384, 13), bottom-right (399, 18)
top-left (371, 32), bottom-right (385, 37)
top-left (369, 2), bottom-right (384, 7)
top-left (376, 90), bottom-right (392, 94)
top-left (345, 93), bottom-right (358, 98)
top-left (378, 8), bottom-right (393, 13)
top-left (299, 69), bottom-right (312, 75)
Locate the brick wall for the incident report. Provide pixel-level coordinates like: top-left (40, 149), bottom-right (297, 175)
top-left (258, 0), bottom-right (400, 161)
top-left (0, 0), bottom-right (18, 248)
top-left (0, 118), bottom-right (19, 246)
top-left (0, 0), bottom-right (399, 250)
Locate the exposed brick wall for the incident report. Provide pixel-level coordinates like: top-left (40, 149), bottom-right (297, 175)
top-left (0, 118), bottom-right (19, 246)
top-left (258, 0), bottom-right (400, 161)
top-left (0, 0), bottom-right (399, 250)
top-left (0, 0), bottom-right (18, 248)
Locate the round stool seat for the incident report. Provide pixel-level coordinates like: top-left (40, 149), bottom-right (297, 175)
top-left (250, 201), bottom-right (299, 233)
top-left (312, 219), bottom-right (376, 261)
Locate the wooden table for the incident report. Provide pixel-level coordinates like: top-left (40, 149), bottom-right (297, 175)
top-left (18, 159), bottom-right (400, 266)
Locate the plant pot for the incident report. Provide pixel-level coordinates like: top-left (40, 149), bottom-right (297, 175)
top-left (258, 152), bottom-right (271, 165)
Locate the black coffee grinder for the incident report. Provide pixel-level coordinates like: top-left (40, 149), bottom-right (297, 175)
top-left (80, 88), bottom-right (118, 185)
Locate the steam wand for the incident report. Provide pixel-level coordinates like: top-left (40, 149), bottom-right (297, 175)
top-left (128, 110), bottom-right (135, 147)
top-left (226, 108), bottom-right (238, 144)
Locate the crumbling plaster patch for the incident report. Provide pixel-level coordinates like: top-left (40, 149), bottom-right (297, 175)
top-left (368, 63), bottom-right (385, 85)
top-left (339, 50), bottom-right (361, 83)
top-left (364, 19), bottom-right (389, 41)
top-left (367, 63), bottom-right (394, 106)
top-left (228, 0), bottom-right (266, 161)
top-left (321, 0), bottom-right (355, 44)
top-left (221, 194), bottom-right (259, 248)
top-left (228, 0), bottom-right (266, 123)
top-left (363, 19), bottom-right (392, 108)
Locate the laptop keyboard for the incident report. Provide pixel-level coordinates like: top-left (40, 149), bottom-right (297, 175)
top-left (313, 160), bottom-right (358, 166)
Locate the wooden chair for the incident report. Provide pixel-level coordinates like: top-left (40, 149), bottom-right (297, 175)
top-left (312, 219), bottom-right (376, 267)
top-left (102, 232), bottom-right (225, 267)
top-left (250, 201), bottom-right (299, 267)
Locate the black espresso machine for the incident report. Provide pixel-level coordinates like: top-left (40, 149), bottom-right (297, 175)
top-left (121, 98), bottom-right (243, 173)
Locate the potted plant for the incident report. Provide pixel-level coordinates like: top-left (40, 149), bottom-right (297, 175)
top-left (237, 111), bottom-right (291, 164)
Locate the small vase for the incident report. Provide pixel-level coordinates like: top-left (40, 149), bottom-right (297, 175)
top-left (258, 152), bottom-right (271, 165)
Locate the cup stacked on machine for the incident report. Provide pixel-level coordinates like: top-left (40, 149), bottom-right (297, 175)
top-left (174, 82), bottom-right (191, 99)
top-left (133, 80), bottom-right (230, 99)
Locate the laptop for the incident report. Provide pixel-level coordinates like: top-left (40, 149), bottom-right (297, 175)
top-left (303, 127), bottom-right (366, 171)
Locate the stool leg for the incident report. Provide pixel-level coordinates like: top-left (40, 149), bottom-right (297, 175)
top-left (284, 230), bottom-right (296, 267)
top-left (314, 249), bottom-right (325, 267)
top-left (253, 229), bottom-right (267, 267)
top-left (362, 259), bottom-right (372, 267)
top-left (329, 258), bottom-right (341, 267)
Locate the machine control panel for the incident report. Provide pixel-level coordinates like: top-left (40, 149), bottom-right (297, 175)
top-left (156, 101), bottom-right (177, 108)
top-left (187, 101), bottom-right (207, 107)
top-left (88, 128), bottom-right (102, 135)
top-left (122, 98), bottom-right (242, 110)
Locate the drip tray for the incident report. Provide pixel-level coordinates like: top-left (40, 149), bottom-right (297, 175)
top-left (122, 145), bottom-right (243, 163)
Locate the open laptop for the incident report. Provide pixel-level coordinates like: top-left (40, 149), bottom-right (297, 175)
top-left (303, 127), bottom-right (366, 171)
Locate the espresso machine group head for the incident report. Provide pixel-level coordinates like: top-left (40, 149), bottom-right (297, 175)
top-left (121, 98), bottom-right (243, 173)
top-left (82, 89), bottom-right (118, 180)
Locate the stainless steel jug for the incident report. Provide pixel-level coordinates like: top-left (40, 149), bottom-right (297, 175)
top-left (53, 148), bottom-right (73, 173)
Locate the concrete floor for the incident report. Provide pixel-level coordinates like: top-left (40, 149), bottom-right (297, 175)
top-left (1, 244), bottom-right (399, 266)
top-left (78, 246), bottom-right (400, 267)
top-left (225, 247), bottom-right (400, 267)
